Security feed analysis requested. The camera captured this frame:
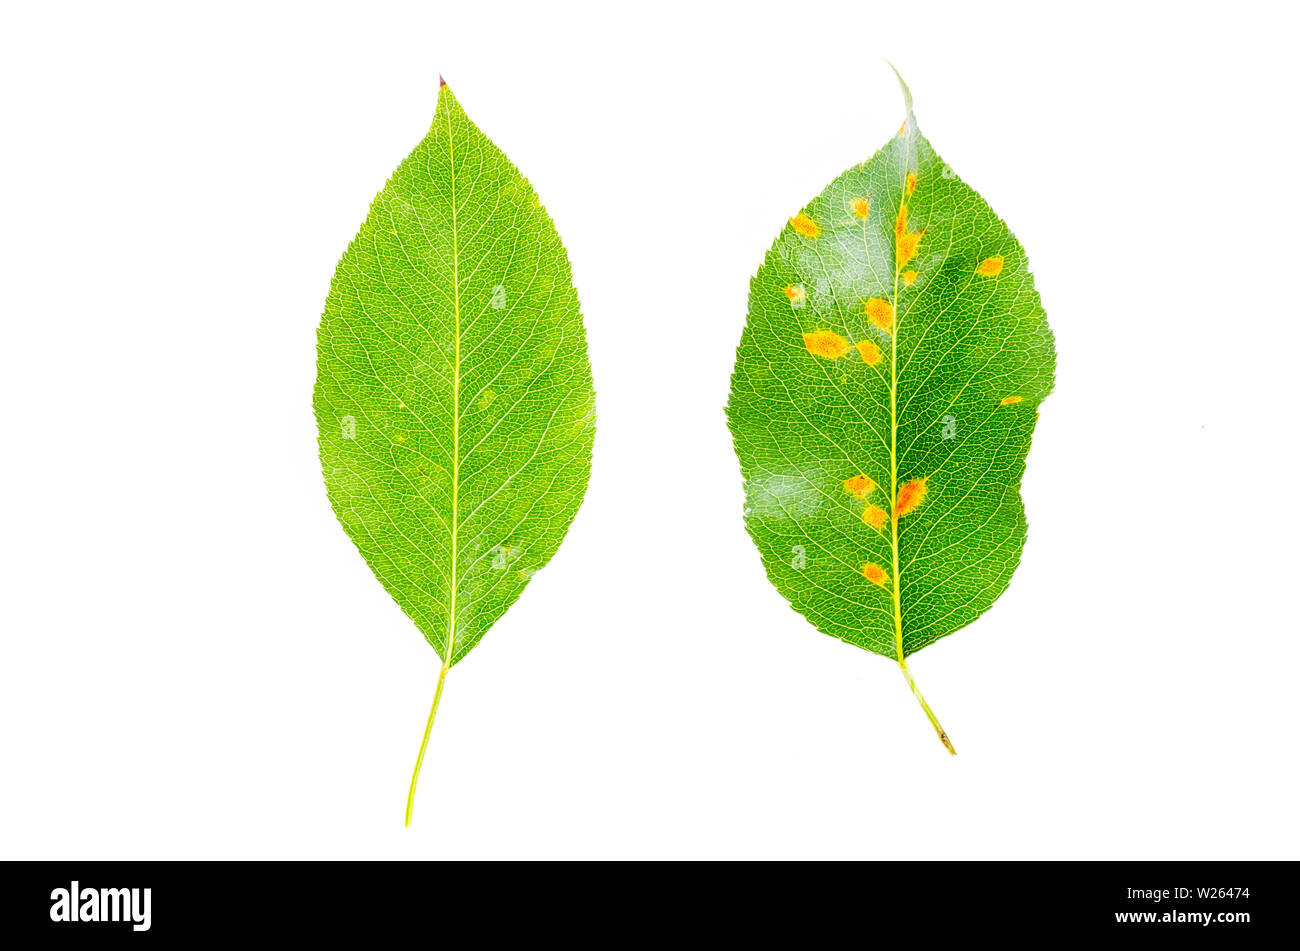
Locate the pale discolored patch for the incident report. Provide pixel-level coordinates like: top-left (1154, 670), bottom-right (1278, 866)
top-left (746, 470), bottom-right (823, 519)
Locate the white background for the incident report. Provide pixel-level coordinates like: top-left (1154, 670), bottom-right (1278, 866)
top-left (2, 0), bottom-right (1298, 860)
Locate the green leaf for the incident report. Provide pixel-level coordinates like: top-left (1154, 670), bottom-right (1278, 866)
top-left (726, 71), bottom-right (1055, 753)
top-left (314, 82), bottom-right (595, 821)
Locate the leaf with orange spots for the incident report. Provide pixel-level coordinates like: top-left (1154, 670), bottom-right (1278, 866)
top-left (315, 83), bottom-right (596, 822)
top-left (726, 67), bottom-right (1055, 755)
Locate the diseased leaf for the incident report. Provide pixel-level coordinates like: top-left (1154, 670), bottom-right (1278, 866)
top-left (726, 71), bottom-right (1055, 753)
top-left (315, 82), bottom-right (595, 821)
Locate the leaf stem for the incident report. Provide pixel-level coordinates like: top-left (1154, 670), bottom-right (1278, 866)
top-left (899, 659), bottom-right (956, 755)
top-left (404, 657), bottom-right (451, 826)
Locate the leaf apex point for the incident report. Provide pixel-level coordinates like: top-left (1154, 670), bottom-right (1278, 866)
top-left (884, 60), bottom-right (915, 120)
top-left (439, 74), bottom-right (447, 88)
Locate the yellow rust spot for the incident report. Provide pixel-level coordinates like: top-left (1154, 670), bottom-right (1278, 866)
top-left (855, 339), bottom-right (883, 366)
top-left (896, 119), bottom-right (907, 137)
top-left (790, 212), bottom-right (820, 238)
top-left (803, 330), bottom-right (850, 360)
top-left (783, 284), bottom-right (806, 305)
top-left (976, 255), bottom-right (1004, 276)
top-left (863, 297), bottom-right (894, 333)
top-left (897, 229), bottom-right (923, 266)
top-left (906, 172), bottom-right (917, 196)
top-left (843, 474), bottom-right (876, 499)
top-left (893, 204), bottom-right (923, 265)
top-left (894, 477), bottom-right (929, 518)
top-left (1000, 395), bottom-right (1024, 406)
top-left (901, 269), bottom-right (917, 286)
top-left (862, 504), bottom-right (889, 530)
top-left (861, 562), bottom-right (889, 586)
top-left (851, 197), bottom-right (871, 218)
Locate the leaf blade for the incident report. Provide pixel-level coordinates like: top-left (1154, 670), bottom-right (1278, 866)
top-left (727, 76), bottom-right (1055, 690)
top-left (315, 84), bottom-right (595, 667)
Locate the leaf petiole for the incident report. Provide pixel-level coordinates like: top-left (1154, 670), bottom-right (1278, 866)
top-left (900, 659), bottom-right (956, 755)
top-left (404, 657), bottom-right (451, 826)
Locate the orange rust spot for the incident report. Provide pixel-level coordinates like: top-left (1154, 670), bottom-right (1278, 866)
top-left (894, 477), bottom-right (929, 518)
top-left (893, 203), bottom-right (924, 265)
top-left (896, 119), bottom-right (907, 137)
top-left (851, 197), bottom-right (871, 218)
top-left (901, 269), bottom-right (917, 286)
top-left (855, 339), bottom-right (883, 366)
top-left (897, 229), bottom-right (923, 266)
top-left (783, 284), bottom-right (806, 305)
top-left (864, 297), bottom-right (894, 332)
top-left (790, 212), bottom-right (819, 238)
top-left (976, 255), bottom-right (1004, 276)
top-left (906, 172), bottom-right (917, 196)
top-left (1000, 395), bottom-right (1024, 406)
top-left (861, 562), bottom-right (889, 586)
top-left (862, 504), bottom-right (888, 530)
top-left (803, 330), bottom-right (850, 360)
top-left (843, 474), bottom-right (876, 499)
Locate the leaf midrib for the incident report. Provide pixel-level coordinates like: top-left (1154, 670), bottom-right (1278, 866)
top-left (889, 138), bottom-right (907, 665)
top-left (445, 99), bottom-right (461, 667)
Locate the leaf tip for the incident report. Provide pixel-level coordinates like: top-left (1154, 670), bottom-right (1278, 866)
top-left (884, 60), bottom-right (916, 130)
top-left (439, 74), bottom-right (447, 88)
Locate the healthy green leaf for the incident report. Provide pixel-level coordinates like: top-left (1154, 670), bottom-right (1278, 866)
top-left (315, 82), bottom-right (595, 820)
top-left (726, 71), bottom-right (1055, 753)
